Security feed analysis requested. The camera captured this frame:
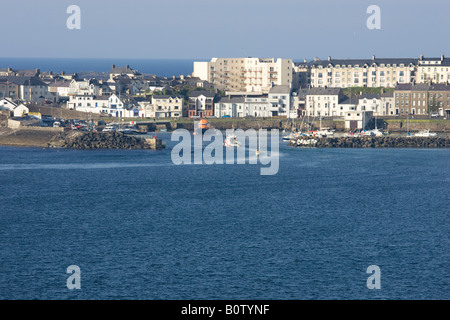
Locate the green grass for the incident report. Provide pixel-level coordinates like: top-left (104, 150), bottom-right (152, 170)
top-left (386, 119), bottom-right (448, 124)
top-left (342, 87), bottom-right (394, 96)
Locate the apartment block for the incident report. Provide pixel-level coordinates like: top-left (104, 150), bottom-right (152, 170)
top-left (193, 58), bottom-right (293, 94)
top-left (308, 56), bottom-right (417, 88)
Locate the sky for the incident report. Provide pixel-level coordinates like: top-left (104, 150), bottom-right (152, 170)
top-left (0, 0), bottom-right (449, 60)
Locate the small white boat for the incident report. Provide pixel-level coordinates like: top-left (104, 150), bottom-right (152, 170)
top-left (224, 135), bottom-right (241, 147)
top-left (102, 124), bottom-right (117, 132)
top-left (316, 128), bottom-right (335, 137)
top-left (414, 130), bottom-right (437, 137)
top-left (371, 128), bottom-right (384, 137)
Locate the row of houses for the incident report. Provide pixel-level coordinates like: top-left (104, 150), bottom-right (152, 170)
top-left (193, 55), bottom-right (450, 92)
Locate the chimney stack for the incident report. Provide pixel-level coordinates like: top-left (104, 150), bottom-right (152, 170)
top-left (420, 54), bottom-right (424, 61)
top-left (112, 64), bottom-right (116, 69)
top-left (372, 55), bottom-right (376, 60)
top-left (441, 54), bottom-right (445, 61)
top-left (328, 56), bottom-right (331, 61)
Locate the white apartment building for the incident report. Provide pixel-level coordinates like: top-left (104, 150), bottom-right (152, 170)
top-left (305, 87), bottom-right (344, 117)
top-left (193, 57), bottom-right (293, 94)
top-left (67, 94), bottom-right (140, 117)
top-left (144, 95), bottom-right (184, 118)
top-left (308, 56), bottom-right (417, 88)
top-left (214, 96), bottom-right (272, 118)
top-left (68, 79), bottom-right (101, 96)
top-left (416, 55), bottom-right (450, 84)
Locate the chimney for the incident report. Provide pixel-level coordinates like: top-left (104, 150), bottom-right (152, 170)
top-left (328, 56), bottom-right (331, 61)
top-left (441, 54), bottom-right (445, 61)
top-left (314, 57), bottom-right (320, 62)
top-left (420, 54), bottom-right (424, 61)
top-left (112, 64), bottom-right (116, 69)
top-left (126, 65), bottom-right (130, 69)
top-left (372, 55), bottom-right (376, 60)
top-left (303, 59), bottom-right (307, 63)
top-left (7, 67), bottom-right (11, 72)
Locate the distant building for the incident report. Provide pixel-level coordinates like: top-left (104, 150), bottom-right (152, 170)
top-left (110, 65), bottom-right (141, 79)
top-left (305, 87), bottom-right (344, 117)
top-left (416, 54), bottom-right (450, 84)
top-left (0, 76), bottom-right (51, 103)
top-left (393, 83), bottom-right (450, 116)
top-left (0, 98), bottom-right (29, 117)
top-left (188, 91), bottom-right (216, 118)
top-left (308, 56), bottom-right (417, 88)
top-left (193, 58), bottom-right (293, 94)
top-left (345, 111), bottom-right (373, 130)
top-left (145, 95), bottom-right (184, 118)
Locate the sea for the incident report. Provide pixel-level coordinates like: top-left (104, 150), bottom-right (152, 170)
top-left (0, 133), bottom-right (449, 300)
top-left (0, 58), bottom-right (199, 78)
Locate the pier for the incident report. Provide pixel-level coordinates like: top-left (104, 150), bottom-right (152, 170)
top-left (288, 136), bottom-right (450, 148)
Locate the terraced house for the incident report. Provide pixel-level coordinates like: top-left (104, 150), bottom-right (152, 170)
top-left (308, 56), bottom-right (417, 88)
top-left (193, 57), bottom-right (293, 94)
top-left (394, 83), bottom-right (450, 116)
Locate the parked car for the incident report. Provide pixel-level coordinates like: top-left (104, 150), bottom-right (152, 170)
top-left (430, 113), bottom-right (439, 118)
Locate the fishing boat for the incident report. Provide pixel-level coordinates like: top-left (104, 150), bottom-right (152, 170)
top-left (224, 134), bottom-right (241, 147)
top-left (414, 129), bottom-right (437, 137)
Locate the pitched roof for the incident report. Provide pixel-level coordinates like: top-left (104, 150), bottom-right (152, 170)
top-left (152, 95), bottom-right (183, 100)
top-left (308, 57), bottom-right (417, 68)
top-left (216, 96), bottom-right (245, 104)
top-left (359, 94), bottom-right (380, 100)
top-left (306, 87), bottom-right (342, 95)
top-left (0, 76), bottom-right (47, 86)
top-left (269, 85), bottom-right (291, 94)
top-left (189, 91), bottom-right (216, 98)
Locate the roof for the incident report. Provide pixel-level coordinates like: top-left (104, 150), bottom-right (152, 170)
top-left (216, 97), bottom-right (245, 104)
top-left (152, 95), bottom-right (183, 100)
top-left (339, 96), bottom-right (358, 105)
top-left (110, 65), bottom-right (141, 75)
top-left (189, 91), bottom-right (216, 98)
top-left (395, 83), bottom-right (430, 91)
top-left (359, 94), bottom-right (380, 100)
top-left (48, 81), bottom-right (71, 87)
top-left (308, 57), bottom-right (417, 68)
top-left (381, 92), bottom-right (394, 98)
top-left (429, 84), bottom-right (450, 91)
top-left (0, 76), bottom-right (47, 86)
top-left (306, 87), bottom-right (342, 95)
top-left (269, 85), bottom-right (291, 94)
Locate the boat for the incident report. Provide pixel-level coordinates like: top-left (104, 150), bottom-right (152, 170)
top-left (414, 129), bottom-right (437, 137)
top-left (224, 134), bottom-right (241, 147)
top-left (316, 127), bottom-right (335, 137)
top-left (102, 124), bottom-right (117, 132)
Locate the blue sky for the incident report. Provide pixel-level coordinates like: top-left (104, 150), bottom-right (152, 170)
top-left (0, 0), bottom-right (448, 60)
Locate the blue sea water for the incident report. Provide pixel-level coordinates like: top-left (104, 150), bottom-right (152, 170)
top-left (0, 58), bottom-right (197, 77)
top-left (0, 134), bottom-right (449, 300)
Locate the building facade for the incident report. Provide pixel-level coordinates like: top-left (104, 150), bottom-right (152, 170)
top-left (193, 58), bottom-right (293, 94)
top-left (188, 91), bottom-right (216, 118)
top-left (308, 56), bottom-right (417, 88)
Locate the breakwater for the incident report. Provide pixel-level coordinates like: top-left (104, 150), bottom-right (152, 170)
top-left (289, 136), bottom-right (450, 148)
top-left (49, 131), bottom-right (164, 150)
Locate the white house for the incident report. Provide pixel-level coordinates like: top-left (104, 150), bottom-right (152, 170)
top-left (67, 94), bottom-right (143, 118)
top-left (0, 98), bottom-right (29, 117)
top-left (345, 110), bottom-right (374, 130)
top-left (68, 79), bottom-right (101, 96)
top-left (13, 104), bottom-right (29, 117)
top-left (306, 87), bottom-right (343, 117)
top-left (268, 85), bottom-right (292, 117)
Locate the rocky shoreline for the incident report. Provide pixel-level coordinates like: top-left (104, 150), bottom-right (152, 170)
top-left (0, 128), bottom-right (164, 150)
top-left (289, 136), bottom-right (450, 148)
top-left (49, 131), bottom-right (164, 150)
